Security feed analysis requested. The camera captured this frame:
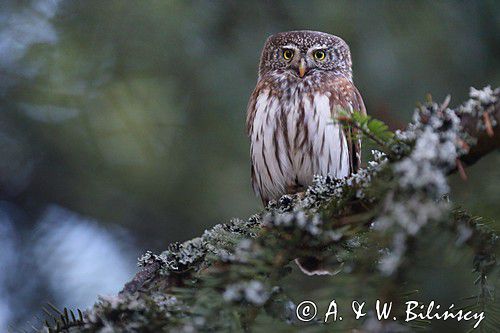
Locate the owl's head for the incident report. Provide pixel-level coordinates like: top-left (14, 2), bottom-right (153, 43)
top-left (258, 30), bottom-right (353, 81)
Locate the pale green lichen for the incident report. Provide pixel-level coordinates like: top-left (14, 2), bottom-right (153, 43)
top-left (223, 280), bottom-right (270, 306)
top-left (375, 86), bottom-right (497, 275)
top-left (41, 86), bottom-right (499, 333)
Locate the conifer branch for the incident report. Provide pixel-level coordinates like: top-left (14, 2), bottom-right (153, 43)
top-left (40, 86), bottom-right (499, 332)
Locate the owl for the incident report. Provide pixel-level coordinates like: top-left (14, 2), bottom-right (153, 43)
top-left (246, 30), bottom-right (366, 205)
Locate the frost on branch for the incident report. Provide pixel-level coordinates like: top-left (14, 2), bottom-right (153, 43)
top-left (42, 86), bottom-right (499, 332)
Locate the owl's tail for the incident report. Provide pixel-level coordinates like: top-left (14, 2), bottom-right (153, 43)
top-left (294, 257), bottom-right (334, 276)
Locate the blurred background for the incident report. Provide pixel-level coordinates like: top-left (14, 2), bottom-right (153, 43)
top-left (0, 0), bottom-right (498, 331)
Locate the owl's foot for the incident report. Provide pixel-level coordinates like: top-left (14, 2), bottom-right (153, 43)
top-left (295, 191), bottom-right (306, 200)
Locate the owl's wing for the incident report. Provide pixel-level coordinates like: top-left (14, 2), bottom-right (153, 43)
top-left (245, 80), bottom-right (264, 137)
top-left (330, 76), bottom-right (366, 174)
top-left (245, 81), bottom-right (268, 204)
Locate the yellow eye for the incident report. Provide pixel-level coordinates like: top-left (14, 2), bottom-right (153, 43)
top-left (314, 50), bottom-right (326, 61)
top-left (283, 49), bottom-right (294, 60)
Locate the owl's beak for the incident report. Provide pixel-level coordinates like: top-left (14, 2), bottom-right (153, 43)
top-left (298, 58), bottom-right (307, 78)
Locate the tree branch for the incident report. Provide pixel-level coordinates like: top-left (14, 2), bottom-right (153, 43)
top-left (121, 86), bottom-right (499, 296)
top-left (459, 88), bottom-right (500, 165)
top-left (41, 86), bottom-right (499, 332)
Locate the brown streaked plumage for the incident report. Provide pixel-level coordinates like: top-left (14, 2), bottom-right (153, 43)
top-left (246, 30), bottom-right (366, 276)
top-left (246, 30), bottom-right (366, 206)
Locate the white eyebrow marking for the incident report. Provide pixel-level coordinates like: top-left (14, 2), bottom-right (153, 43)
top-left (310, 44), bottom-right (329, 50)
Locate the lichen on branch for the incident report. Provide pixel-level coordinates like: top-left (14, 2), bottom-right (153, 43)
top-left (41, 86), bottom-right (499, 332)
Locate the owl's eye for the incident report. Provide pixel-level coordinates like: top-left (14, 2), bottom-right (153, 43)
top-left (313, 50), bottom-right (326, 61)
top-left (283, 49), bottom-right (294, 60)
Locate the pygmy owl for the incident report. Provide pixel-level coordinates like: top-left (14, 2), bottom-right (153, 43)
top-left (246, 30), bottom-right (366, 275)
top-left (246, 30), bottom-right (366, 205)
